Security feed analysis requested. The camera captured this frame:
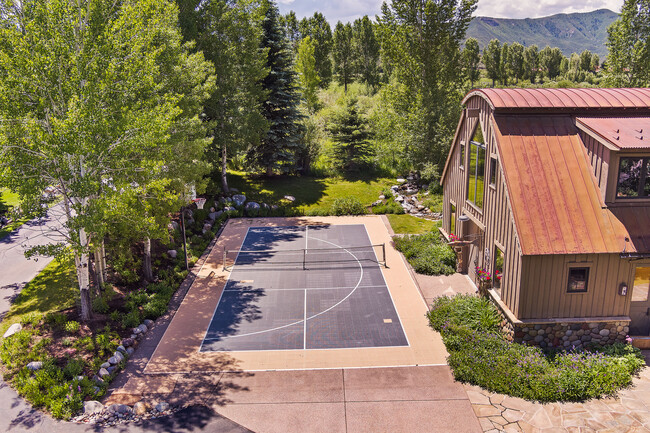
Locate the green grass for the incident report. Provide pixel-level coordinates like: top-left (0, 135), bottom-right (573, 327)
top-left (0, 188), bottom-right (29, 240)
top-left (227, 171), bottom-right (394, 214)
top-left (387, 214), bottom-right (438, 234)
top-left (0, 258), bottom-right (78, 337)
top-left (0, 188), bottom-right (20, 208)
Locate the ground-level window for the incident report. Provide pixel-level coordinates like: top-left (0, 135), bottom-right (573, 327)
top-left (567, 267), bottom-right (589, 293)
top-left (617, 157), bottom-right (650, 198)
top-left (450, 203), bottom-right (456, 235)
top-left (493, 246), bottom-right (504, 294)
top-left (489, 157), bottom-right (497, 187)
top-left (468, 126), bottom-right (486, 208)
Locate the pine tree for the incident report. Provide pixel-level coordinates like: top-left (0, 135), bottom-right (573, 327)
top-left (249, 0), bottom-right (304, 175)
top-left (327, 98), bottom-right (374, 173)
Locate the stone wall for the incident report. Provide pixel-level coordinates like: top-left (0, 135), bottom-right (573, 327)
top-left (489, 291), bottom-right (629, 349)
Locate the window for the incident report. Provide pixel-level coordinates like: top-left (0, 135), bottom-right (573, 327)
top-left (450, 203), bottom-right (456, 235)
top-left (567, 267), bottom-right (590, 293)
top-left (459, 143), bottom-right (465, 169)
top-left (467, 126), bottom-right (486, 208)
top-left (617, 157), bottom-right (650, 198)
top-left (489, 157), bottom-right (497, 187)
top-left (493, 246), bottom-right (504, 293)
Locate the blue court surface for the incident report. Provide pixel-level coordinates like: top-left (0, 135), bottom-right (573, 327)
top-left (200, 224), bottom-right (409, 352)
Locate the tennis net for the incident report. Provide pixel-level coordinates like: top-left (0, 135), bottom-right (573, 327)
top-left (222, 243), bottom-right (386, 271)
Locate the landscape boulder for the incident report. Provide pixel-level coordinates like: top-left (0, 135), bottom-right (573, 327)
top-left (155, 402), bottom-right (170, 412)
top-left (98, 368), bottom-right (110, 378)
top-left (144, 319), bottom-right (154, 327)
top-left (133, 402), bottom-right (149, 416)
top-left (283, 195), bottom-right (295, 202)
top-left (26, 361), bottom-right (43, 371)
top-left (108, 404), bottom-right (133, 415)
top-left (84, 401), bottom-right (104, 415)
top-left (232, 194), bottom-right (246, 207)
top-left (3, 323), bottom-right (22, 339)
top-left (167, 250), bottom-right (177, 259)
top-left (137, 324), bottom-right (148, 334)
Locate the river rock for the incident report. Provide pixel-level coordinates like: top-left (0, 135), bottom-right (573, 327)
top-left (3, 323), bottom-right (22, 339)
top-left (396, 178), bottom-right (406, 183)
top-left (116, 345), bottom-right (127, 355)
top-left (232, 194), bottom-right (246, 207)
top-left (137, 324), bottom-right (148, 334)
top-left (122, 338), bottom-right (134, 347)
top-left (395, 196), bottom-right (404, 203)
top-left (144, 319), bottom-right (154, 327)
top-left (224, 206), bottom-right (235, 212)
top-left (100, 362), bottom-right (111, 369)
top-left (108, 404), bottom-right (132, 415)
top-left (379, 195), bottom-right (386, 200)
top-left (133, 402), bottom-right (149, 416)
top-left (167, 250), bottom-right (177, 259)
top-left (283, 195), bottom-right (295, 202)
top-left (126, 347), bottom-right (134, 356)
top-left (155, 402), bottom-right (170, 412)
top-left (98, 368), bottom-right (110, 378)
top-left (84, 401), bottom-right (104, 415)
top-left (26, 361), bottom-right (43, 371)
top-left (245, 201), bottom-right (260, 210)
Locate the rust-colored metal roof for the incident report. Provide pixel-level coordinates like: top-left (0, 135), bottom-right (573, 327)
top-left (465, 88), bottom-right (650, 111)
top-left (609, 206), bottom-right (650, 254)
top-left (492, 114), bottom-right (632, 255)
top-left (576, 116), bottom-right (650, 149)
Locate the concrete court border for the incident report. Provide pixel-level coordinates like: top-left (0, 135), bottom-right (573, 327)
top-left (142, 215), bottom-right (448, 374)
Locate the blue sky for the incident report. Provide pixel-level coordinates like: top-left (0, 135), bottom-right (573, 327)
top-left (276, 0), bottom-right (625, 23)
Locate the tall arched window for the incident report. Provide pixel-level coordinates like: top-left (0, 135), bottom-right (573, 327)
top-left (468, 124), bottom-right (486, 208)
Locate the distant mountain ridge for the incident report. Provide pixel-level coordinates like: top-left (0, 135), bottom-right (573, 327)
top-left (466, 9), bottom-right (619, 58)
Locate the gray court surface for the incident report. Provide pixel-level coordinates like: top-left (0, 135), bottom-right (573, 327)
top-left (200, 224), bottom-right (408, 352)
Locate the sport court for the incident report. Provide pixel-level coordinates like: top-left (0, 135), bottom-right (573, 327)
top-left (201, 224), bottom-right (408, 352)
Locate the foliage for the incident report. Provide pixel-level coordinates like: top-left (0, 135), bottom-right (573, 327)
top-left (296, 36), bottom-right (321, 112)
top-left (329, 197), bottom-right (367, 216)
top-left (352, 16), bottom-right (381, 89)
top-left (394, 231), bottom-right (456, 275)
top-left (484, 39), bottom-right (502, 85)
top-left (372, 201), bottom-right (404, 215)
top-left (298, 12), bottom-right (333, 88)
top-left (605, 0), bottom-right (650, 87)
top-left (327, 98), bottom-right (375, 173)
top-left (64, 321), bottom-right (80, 334)
top-left (333, 22), bottom-right (355, 92)
top-left (462, 38), bottom-right (481, 87)
top-left (429, 295), bottom-right (646, 402)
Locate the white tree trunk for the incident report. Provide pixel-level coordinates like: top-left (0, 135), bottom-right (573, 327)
top-left (143, 237), bottom-right (153, 282)
top-left (94, 247), bottom-right (104, 290)
top-left (76, 228), bottom-right (92, 321)
top-left (221, 144), bottom-right (229, 193)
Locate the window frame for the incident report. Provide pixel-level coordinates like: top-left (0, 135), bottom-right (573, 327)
top-left (489, 156), bottom-right (498, 188)
top-left (566, 266), bottom-right (591, 294)
top-left (467, 127), bottom-right (486, 209)
top-left (616, 155), bottom-right (650, 199)
top-left (459, 142), bottom-right (465, 170)
top-left (450, 201), bottom-right (456, 235)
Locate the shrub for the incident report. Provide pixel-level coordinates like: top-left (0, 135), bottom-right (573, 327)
top-left (372, 201), bottom-right (404, 215)
top-left (92, 295), bottom-right (109, 314)
top-left (64, 321), bottom-right (80, 334)
top-left (95, 331), bottom-right (118, 358)
top-left (329, 197), bottom-right (367, 216)
top-left (421, 194), bottom-right (443, 213)
top-left (393, 232), bottom-right (455, 275)
top-left (44, 312), bottom-right (67, 329)
top-left (20, 312), bottom-right (42, 327)
top-left (143, 297), bottom-right (168, 319)
top-left (121, 310), bottom-right (141, 329)
top-left (62, 358), bottom-right (85, 379)
top-left (429, 294), bottom-right (645, 402)
top-left (109, 311), bottom-right (120, 322)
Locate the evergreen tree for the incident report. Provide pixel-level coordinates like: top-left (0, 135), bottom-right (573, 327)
top-left (327, 98), bottom-right (374, 173)
top-left (333, 21), bottom-right (355, 92)
top-left (606, 0), bottom-right (650, 87)
top-left (249, 0), bottom-right (304, 175)
top-left (462, 38), bottom-right (481, 87)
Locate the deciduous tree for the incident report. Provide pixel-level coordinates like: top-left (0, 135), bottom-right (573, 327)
top-left (462, 38), bottom-right (481, 87)
top-left (606, 0), bottom-right (650, 86)
top-left (296, 36), bottom-right (321, 112)
top-left (333, 21), bottom-right (355, 93)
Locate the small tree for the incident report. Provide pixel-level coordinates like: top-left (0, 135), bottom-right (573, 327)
top-left (507, 42), bottom-right (525, 83)
top-left (523, 45), bottom-right (540, 83)
top-left (296, 36), bottom-right (321, 113)
top-left (327, 98), bottom-right (374, 173)
top-left (333, 21), bottom-right (355, 92)
top-left (483, 39), bottom-right (501, 87)
top-left (462, 38), bottom-right (481, 87)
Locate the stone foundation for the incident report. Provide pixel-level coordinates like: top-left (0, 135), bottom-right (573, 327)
top-left (489, 290), bottom-right (630, 349)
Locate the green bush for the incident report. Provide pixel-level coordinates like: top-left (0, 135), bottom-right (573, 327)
top-left (121, 310), bottom-right (141, 329)
top-left (372, 201), bottom-right (404, 215)
top-left (92, 295), bottom-right (109, 314)
top-left (329, 197), bottom-right (367, 215)
top-left (109, 310), bottom-right (120, 322)
top-left (20, 312), bottom-right (42, 327)
top-left (393, 231), bottom-right (455, 275)
top-left (143, 297), bottom-right (168, 319)
top-left (421, 194), bottom-right (443, 213)
top-left (44, 312), bottom-right (67, 329)
top-left (62, 358), bottom-right (85, 379)
top-left (428, 294), bottom-right (646, 402)
top-left (64, 321), bottom-right (80, 334)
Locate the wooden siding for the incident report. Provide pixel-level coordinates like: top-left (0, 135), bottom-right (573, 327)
top-left (518, 254), bottom-right (633, 319)
top-left (443, 96), bottom-right (524, 317)
top-left (579, 131), bottom-right (611, 202)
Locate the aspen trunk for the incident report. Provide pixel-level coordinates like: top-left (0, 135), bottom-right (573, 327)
top-left (76, 228), bottom-right (92, 321)
top-left (221, 145), bottom-right (230, 193)
top-left (143, 237), bottom-right (153, 282)
top-left (94, 247), bottom-right (104, 290)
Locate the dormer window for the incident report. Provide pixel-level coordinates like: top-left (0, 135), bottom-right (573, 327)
top-left (617, 157), bottom-right (650, 198)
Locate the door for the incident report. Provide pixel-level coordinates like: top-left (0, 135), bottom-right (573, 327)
top-left (629, 266), bottom-right (650, 335)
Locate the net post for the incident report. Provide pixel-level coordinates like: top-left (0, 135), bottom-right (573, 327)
top-left (382, 243), bottom-right (386, 267)
top-left (303, 248), bottom-right (306, 270)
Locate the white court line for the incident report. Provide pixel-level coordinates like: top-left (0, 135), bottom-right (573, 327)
top-left (203, 234), bottom-right (364, 342)
top-left (303, 225), bottom-right (308, 350)
top-left (222, 284), bottom-right (386, 292)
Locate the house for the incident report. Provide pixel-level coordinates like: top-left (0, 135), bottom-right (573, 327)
top-left (440, 88), bottom-right (650, 347)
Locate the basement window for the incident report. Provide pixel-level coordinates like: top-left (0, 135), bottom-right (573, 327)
top-left (617, 157), bottom-right (650, 198)
top-left (567, 267), bottom-right (589, 293)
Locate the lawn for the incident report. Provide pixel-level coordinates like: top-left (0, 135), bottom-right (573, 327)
top-left (387, 214), bottom-right (439, 234)
top-left (227, 171), bottom-right (394, 213)
top-left (0, 188), bottom-right (30, 240)
top-left (0, 258), bottom-right (78, 337)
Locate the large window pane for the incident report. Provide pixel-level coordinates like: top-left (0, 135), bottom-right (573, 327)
top-left (468, 143), bottom-right (477, 203)
top-left (468, 125), bottom-right (486, 209)
top-left (617, 157), bottom-right (643, 197)
top-left (632, 266), bottom-right (650, 302)
top-left (450, 204), bottom-right (456, 234)
top-left (476, 146), bottom-right (485, 208)
top-left (493, 247), bottom-right (504, 296)
top-left (645, 160), bottom-right (650, 197)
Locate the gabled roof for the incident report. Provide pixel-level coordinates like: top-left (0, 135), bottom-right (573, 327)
top-left (576, 116), bottom-right (650, 150)
top-left (464, 88), bottom-right (650, 112)
top-left (493, 115), bottom-right (632, 255)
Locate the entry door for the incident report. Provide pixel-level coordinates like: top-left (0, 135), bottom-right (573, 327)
top-left (629, 266), bottom-right (650, 335)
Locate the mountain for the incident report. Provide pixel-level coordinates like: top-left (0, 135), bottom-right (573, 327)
top-left (466, 9), bottom-right (619, 58)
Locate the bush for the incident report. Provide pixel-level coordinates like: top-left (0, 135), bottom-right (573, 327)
top-left (143, 297), bottom-right (168, 319)
top-left (20, 312), bottom-right (42, 327)
top-left (329, 197), bottom-right (367, 215)
top-left (372, 201), bottom-right (404, 215)
top-left (393, 231), bottom-right (455, 275)
top-left (121, 310), bottom-right (141, 329)
top-left (62, 358), bottom-right (85, 379)
top-left (44, 312), bottom-right (67, 329)
top-left (92, 295), bottom-right (109, 314)
top-left (64, 321), bottom-right (80, 334)
top-left (421, 194), bottom-right (443, 213)
top-left (428, 294), bottom-right (646, 402)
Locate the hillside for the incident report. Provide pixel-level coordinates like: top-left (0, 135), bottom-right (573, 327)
top-left (466, 9), bottom-right (618, 58)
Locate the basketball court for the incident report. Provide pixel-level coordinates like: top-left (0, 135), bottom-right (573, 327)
top-left (143, 216), bottom-right (448, 373)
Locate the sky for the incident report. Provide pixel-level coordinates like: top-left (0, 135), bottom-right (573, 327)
top-left (276, 0), bottom-right (625, 24)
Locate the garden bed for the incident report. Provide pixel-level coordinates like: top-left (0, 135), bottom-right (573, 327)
top-left (393, 231), bottom-right (455, 275)
top-left (429, 294), bottom-right (645, 402)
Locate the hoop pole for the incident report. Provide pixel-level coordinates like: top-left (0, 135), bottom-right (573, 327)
top-left (382, 243), bottom-right (386, 267)
top-left (303, 248), bottom-right (306, 270)
top-left (223, 249), bottom-right (227, 271)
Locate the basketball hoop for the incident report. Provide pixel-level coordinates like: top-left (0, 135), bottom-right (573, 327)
top-left (195, 198), bottom-right (207, 210)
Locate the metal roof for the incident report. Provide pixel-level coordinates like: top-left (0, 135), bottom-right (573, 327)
top-left (492, 114), bottom-right (632, 255)
top-left (576, 116), bottom-right (650, 149)
top-left (465, 88), bottom-right (650, 111)
top-left (610, 206), bottom-right (650, 254)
